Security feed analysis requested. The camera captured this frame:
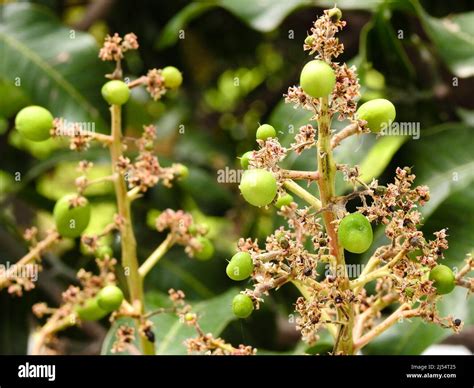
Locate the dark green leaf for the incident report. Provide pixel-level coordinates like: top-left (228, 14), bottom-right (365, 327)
top-left (0, 3), bottom-right (108, 128)
top-left (413, 1), bottom-right (474, 77)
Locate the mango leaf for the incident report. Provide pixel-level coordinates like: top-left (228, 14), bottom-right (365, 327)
top-left (158, 0), bottom-right (395, 49)
top-left (0, 3), bottom-right (108, 128)
top-left (36, 161), bottom-right (114, 200)
top-left (367, 7), bottom-right (415, 82)
top-left (413, 1), bottom-right (474, 77)
top-left (357, 136), bottom-right (408, 184)
top-left (157, 2), bottom-right (217, 49)
top-left (101, 288), bottom-right (238, 355)
top-left (404, 124), bottom-right (474, 218)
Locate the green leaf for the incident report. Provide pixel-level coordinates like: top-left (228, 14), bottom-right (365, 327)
top-left (358, 136), bottom-right (408, 183)
top-left (404, 124), bottom-right (474, 218)
top-left (367, 7), bottom-right (415, 82)
top-left (36, 161), bottom-right (114, 200)
top-left (413, 1), bottom-right (474, 77)
top-left (0, 3), bottom-right (108, 128)
top-left (158, 0), bottom-right (414, 49)
top-left (157, 2), bottom-right (217, 49)
top-left (101, 288), bottom-right (239, 355)
top-left (218, 0), bottom-right (308, 32)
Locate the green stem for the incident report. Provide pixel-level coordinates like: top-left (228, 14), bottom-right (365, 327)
top-left (283, 180), bottom-right (322, 209)
top-left (316, 96), bottom-right (354, 355)
top-left (110, 105), bottom-right (154, 355)
top-left (139, 234), bottom-right (174, 278)
top-left (350, 269), bottom-right (390, 289)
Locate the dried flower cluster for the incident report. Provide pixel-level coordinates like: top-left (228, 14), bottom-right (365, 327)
top-left (110, 289), bottom-right (255, 355)
top-left (233, 8), bottom-right (474, 355)
top-left (99, 32), bottom-right (175, 100)
top-left (99, 32), bottom-right (139, 62)
top-left (0, 32), bottom-right (220, 356)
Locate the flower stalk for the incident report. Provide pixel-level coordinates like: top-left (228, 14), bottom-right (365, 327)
top-left (109, 104), bottom-right (154, 355)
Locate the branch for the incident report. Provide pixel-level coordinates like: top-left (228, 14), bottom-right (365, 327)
top-left (127, 186), bottom-right (142, 201)
top-left (90, 132), bottom-right (114, 145)
top-left (283, 180), bottom-right (322, 210)
top-left (109, 104), bottom-right (154, 355)
top-left (0, 231), bottom-right (60, 290)
top-left (31, 311), bottom-right (77, 355)
top-left (354, 304), bottom-right (419, 351)
top-left (127, 76), bottom-right (148, 89)
top-left (350, 248), bottom-right (407, 290)
top-left (456, 257), bottom-right (473, 280)
top-left (349, 268), bottom-right (390, 289)
top-left (353, 293), bottom-right (398, 340)
top-left (330, 122), bottom-right (360, 149)
top-left (138, 234), bottom-right (174, 278)
top-left (280, 169), bottom-right (320, 181)
top-left (255, 250), bottom-right (285, 262)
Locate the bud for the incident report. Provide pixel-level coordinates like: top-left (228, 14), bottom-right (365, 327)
top-left (328, 7), bottom-right (342, 22)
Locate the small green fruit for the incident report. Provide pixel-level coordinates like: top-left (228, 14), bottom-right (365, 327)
top-left (404, 287), bottom-right (415, 297)
top-left (162, 66), bottom-right (183, 89)
top-left (239, 169), bottom-right (277, 207)
top-left (96, 245), bottom-right (113, 259)
top-left (356, 98), bottom-right (396, 133)
top-left (194, 236), bottom-right (214, 261)
top-left (226, 252), bottom-right (253, 281)
top-left (256, 124), bottom-right (276, 141)
top-left (188, 224), bottom-right (198, 235)
top-left (232, 294), bottom-right (254, 318)
top-left (15, 106), bottom-right (53, 142)
top-left (300, 60), bottom-right (336, 98)
top-left (53, 194), bottom-right (91, 238)
top-left (175, 164), bottom-right (189, 180)
top-left (75, 297), bottom-right (108, 321)
top-left (97, 285), bottom-right (124, 312)
top-left (275, 193), bottom-right (294, 209)
top-left (304, 35), bottom-right (315, 46)
top-left (364, 68), bottom-right (385, 90)
top-left (429, 264), bottom-right (455, 295)
top-left (240, 151), bottom-right (253, 170)
top-left (101, 80), bottom-right (130, 105)
top-left (328, 7), bottom-right (342, 22)
top-left (338, 213), bottom-right (373, 254)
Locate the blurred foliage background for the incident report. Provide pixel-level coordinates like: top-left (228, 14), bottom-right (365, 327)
top-left (0, 0), bottom-right (473, 355)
